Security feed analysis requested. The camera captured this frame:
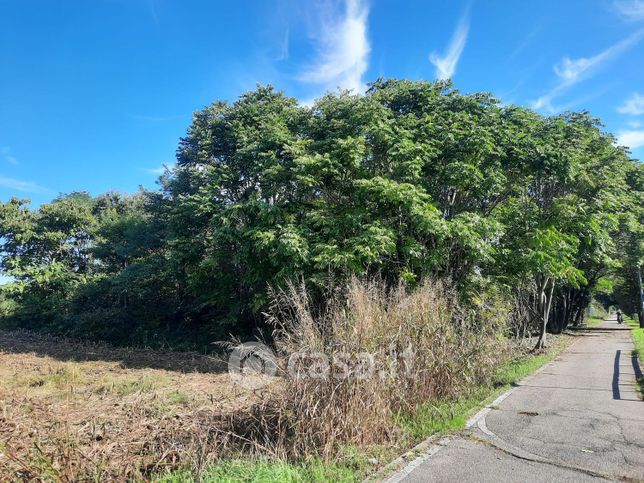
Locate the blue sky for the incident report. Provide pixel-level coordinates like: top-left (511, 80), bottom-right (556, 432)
top-left (1, 0), bottom-right (644, 208)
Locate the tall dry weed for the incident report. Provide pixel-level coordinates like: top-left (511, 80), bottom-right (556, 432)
top-left (233, 277), bottom-right (509, 459)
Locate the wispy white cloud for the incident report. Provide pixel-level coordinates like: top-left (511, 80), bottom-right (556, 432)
top-left (613, 0), bottom-right (644, 19)
top-left (145, 163), bottom-right (175, 175)
top-left (147, 0), bottom-right (159, 27)
top-left (617, 129), bottom-right (644, 149)
top-left (274, 27), bottom-right (290, 61)
top-left (0, 175), bottom-right (47, 193)
top-left (298, 0), bottom-right (370, 93)
top-left (532, 28), bottom-right (644, 112)
top-left (128, 113), bottom-right (186, 122)
top-left (507, 24), bottom-right (540, 62)
top-left (429, 11), bottom-right (469, 80)
top-left (552, 30), bottom-right (643, 82)
top-left (618, 92), bottom-right (644, 114)
top-left (1, 146), bottom-right (19, 165)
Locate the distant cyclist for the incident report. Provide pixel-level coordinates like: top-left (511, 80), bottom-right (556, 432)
top-left (616, 309), bottom-right (624, 325)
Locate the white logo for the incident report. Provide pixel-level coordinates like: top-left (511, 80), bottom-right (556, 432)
top-left (227, 342), bottom-right (278, 389)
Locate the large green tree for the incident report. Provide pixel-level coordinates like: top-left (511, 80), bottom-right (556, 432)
top-left (0, 80), bottom-right (640, 346)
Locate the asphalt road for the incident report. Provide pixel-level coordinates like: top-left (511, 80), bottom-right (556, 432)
top-left (386, 318), bottom-right (644, 482)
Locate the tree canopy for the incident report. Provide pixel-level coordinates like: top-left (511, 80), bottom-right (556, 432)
top-left (1, 79), bottom-right (642, 346)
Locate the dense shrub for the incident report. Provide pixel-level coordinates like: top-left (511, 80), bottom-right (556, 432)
top-left (227, 278), bottom-right (509, 459)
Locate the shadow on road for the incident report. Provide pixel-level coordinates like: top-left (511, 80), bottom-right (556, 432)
top-left (632, 351), bottom-right (643, 382)
top-left (613, 350), bottom-right (621, 400)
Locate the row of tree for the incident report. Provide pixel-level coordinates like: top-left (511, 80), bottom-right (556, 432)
top-left (0, 79), bottom-right (642, 347)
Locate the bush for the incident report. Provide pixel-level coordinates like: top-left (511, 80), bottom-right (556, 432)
top-left (0, 288), bottom-right (18, 328)
top-left (229, 277), bottom-right (509, 460)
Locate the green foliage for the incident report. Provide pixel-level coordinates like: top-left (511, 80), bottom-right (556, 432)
top-left (0, 80), bottom-right (641, 346)
top-left (0, 288), bottom-right (17, 325)
top-left (155, 458), bottom-right (359, 483)
top-left (0, 191), bottom-right (185, 344)
top-left (626, 318), bottom-right (644, 395)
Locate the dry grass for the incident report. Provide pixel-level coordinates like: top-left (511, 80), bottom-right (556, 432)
top-left (0, 331), bottom-right (276, 481)
top-left (0, 278), bottom-right (514, 480)
top-left (230, 278), bottom-right (511, 460)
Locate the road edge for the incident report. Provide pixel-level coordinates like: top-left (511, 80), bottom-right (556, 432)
top-left (371, 335), bottom-right (576, 483)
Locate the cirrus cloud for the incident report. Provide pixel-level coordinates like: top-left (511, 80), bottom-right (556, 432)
top-left (0, 175), bottom-right (48, 193)
top-left (613, 0), bottom-right (644, 20)
top-left (617, 129), bottom-right (644, 149)
top-left (532, 28), bottom-right (644, 112)
top-left (429, 11), bottom-right (469, 80)
top-left (298, 0), bottom-right (370, 93)
top-left (618, 92), bottom-right (644, 114)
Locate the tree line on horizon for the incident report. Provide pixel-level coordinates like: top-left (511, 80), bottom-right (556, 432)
top-left (0, 79), bottom-right (642, 348)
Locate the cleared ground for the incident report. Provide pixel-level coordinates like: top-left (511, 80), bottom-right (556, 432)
top-left (0, 331), bottom-right (272, 480)
top-left (0, 326), bottom-right (603, 482)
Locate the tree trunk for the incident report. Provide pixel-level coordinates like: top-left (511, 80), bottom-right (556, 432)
top-left (535, 276), bottom-right (554, 350)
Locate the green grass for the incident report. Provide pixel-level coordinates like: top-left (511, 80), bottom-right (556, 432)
top-left (626, 317), bottom-right (643, 396)
top-left (21, 365), bottom-right (85, 390)
top-left (155, 458), bottom-right (359, 483)
top-left (155, 336), bottom-right (571, 483)
top-left (398, 336), bottom-right (570, 440)
top-left (585, 316), bottom-right (605, 327)
top-left (397, 395), bottom-right (480, 440)
top-left (166, 389), bottom-right (190, 405)
top-left (98, 377), bottom-right (160, 396)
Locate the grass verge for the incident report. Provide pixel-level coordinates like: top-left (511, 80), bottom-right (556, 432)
top-left (156, 335), bottom-right (572, 483)
top-left (156, 459), bottom-right (358, 483)
top-left (395, 341), bottom-right (568, 441)
top-left (626, 317), bottom-right (643, 396)
top-left (585, 316), bottom-right (605, 327)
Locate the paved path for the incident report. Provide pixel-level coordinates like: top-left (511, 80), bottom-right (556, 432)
top-left (387, 318), bottom-right (644, 482)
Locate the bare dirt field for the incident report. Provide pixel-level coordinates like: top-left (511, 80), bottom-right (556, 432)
top-left (0, 330), bottom-right (271, 481)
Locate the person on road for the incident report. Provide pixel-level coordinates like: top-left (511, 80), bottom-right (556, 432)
top-left (616, 309), bottom-right (624, 324)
